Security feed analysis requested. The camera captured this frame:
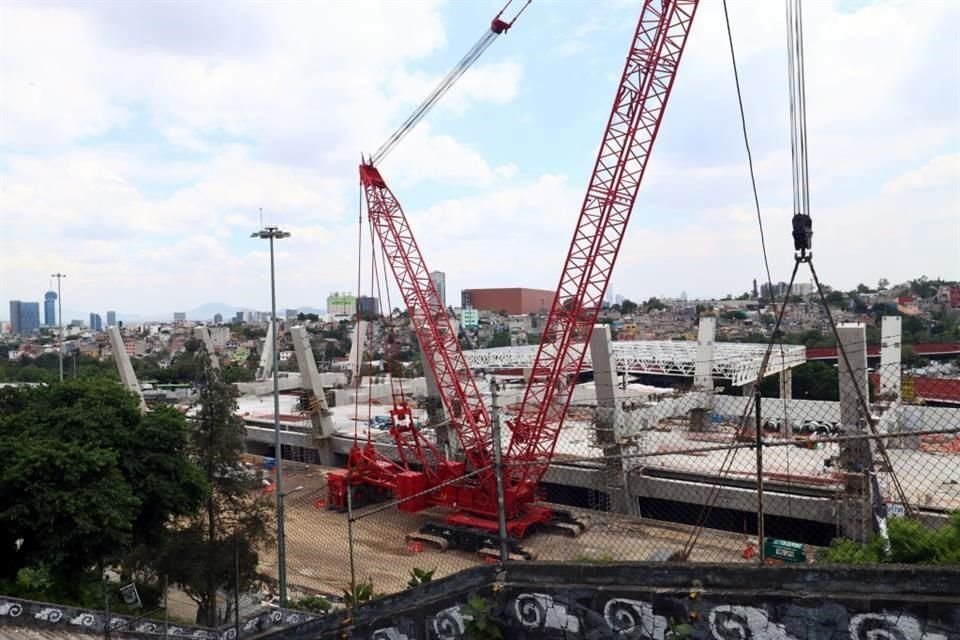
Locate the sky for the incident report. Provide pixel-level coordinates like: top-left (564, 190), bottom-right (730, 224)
top-left (1, 0), bottom-right (958, 320)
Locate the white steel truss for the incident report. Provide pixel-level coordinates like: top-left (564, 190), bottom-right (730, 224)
top-left (464, 340), bottom-right (806, 387)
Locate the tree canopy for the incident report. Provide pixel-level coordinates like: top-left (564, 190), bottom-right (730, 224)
top-left (0, 378), bottom-right (207, 594)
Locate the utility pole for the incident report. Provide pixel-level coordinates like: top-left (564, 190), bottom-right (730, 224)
top-left (251, 225), bottom-right (291, 605)
top-left (51, 273), bottom-right (66, 382)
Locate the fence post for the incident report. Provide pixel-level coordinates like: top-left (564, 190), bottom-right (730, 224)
top-left (346, 473), bottom-right (357, 603)
top-left (754, 385), bottom-right (765, 564)
top-left (489, 379), bottom-right (510, 564)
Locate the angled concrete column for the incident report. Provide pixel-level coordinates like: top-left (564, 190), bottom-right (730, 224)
top-left (348, 320), bottom-right (369, 383)
top-left (690, 317), bottom-right (716, 432)
top-left (694, 317), bottom-right (716, 390)
top-left (838, 323), bottom-right (869, 430)
top-left (837, 322), bottom-right (874, 543)
top-left (108, 327), bottom-right (147, 413)
top-left (424, 363), bottom-right (459, 459)
top-left (880, 316), bottom-right (902, 399)
top-left (290, 326), bottom-right (336, 466)
top-left (194, 326), bottom-right (221, 371)
top-left (590, 324), bottom-right (635, 515)
top-left (256, 322), bottom-right (274, 380)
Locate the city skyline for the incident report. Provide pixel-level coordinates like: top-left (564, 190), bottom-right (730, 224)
top-left (1, 2), bottom-right (958, 316)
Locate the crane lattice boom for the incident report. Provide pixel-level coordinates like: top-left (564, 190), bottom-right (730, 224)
top-left (505, 0), bottom-right (699, 505)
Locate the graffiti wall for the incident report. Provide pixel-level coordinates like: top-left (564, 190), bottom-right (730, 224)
top-left (0, 595), bottom-right (316, 639)
top-left (275, 563), bottom-right (960, 640)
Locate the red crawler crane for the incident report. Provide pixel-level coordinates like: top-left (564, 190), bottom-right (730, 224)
top-left (327, 0), bottom-right (699, 555)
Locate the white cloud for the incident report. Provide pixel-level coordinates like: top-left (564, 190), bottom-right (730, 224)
top-left (0, 0), bottom-right (957, 318)
top-left (883, 154), bottom-right (960, 195)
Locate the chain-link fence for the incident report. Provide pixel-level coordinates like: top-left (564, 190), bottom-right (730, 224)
top-left (258, 339), bottom-right (958, 613)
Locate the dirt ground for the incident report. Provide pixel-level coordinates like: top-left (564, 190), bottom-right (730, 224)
top-left (259, 461), bottom-right (757, 601)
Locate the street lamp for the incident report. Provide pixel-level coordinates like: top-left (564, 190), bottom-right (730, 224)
top-left (251, 225), bottom-right (291, 605)
top-left (51, 273), bottom-right (66, 382)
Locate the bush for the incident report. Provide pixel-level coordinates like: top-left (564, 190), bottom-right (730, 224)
top-left (820, 512), bottom-right (960, 565)
top-left (290, 595), bottom-right (331, 614)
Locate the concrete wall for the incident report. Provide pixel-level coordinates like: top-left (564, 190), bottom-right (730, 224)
top-left (0, 595), bottom-right (316, 639)
top-left (267, 563), bottom-right (960, 639)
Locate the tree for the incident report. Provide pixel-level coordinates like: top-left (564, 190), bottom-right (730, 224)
top-left (790, 362), bottom-right (839, 401)
top-left (158, 351), bottom-right (272, 626)
top-left (856, 283), bottom-right (871, 294)
top-left (0, 379), bottom-right (206, 595)
top-left (620, 298), bottom-right (639, 315)
top-left (642, 297), bottom-right (665, 312)
top-left (488, 331), bottom-right (512, 348)
top-left (824, 290), bottom-right (847, 308)
top-left (878, 278), bottom-right (890, 290)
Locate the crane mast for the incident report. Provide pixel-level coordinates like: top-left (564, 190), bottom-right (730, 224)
top-left (330, 0), bottom-right (698, 552)
top-left (360, 164), bottom-right (494, 481)
top-left (327, 1), bottom-right (529, 514)
top-left (506, 0), bottom-right (699, 504)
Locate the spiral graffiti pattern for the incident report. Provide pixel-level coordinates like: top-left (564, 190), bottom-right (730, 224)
top-left (431, 606), bottom-right (465, 640)
top-left (514, 594), bottom-right (546, 629)
top-left (710, 606), bottom-right (754, 640)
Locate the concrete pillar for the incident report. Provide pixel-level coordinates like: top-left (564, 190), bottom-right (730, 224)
top-left (290, 326), bottom-right (336, 466)
top-left (257, 322), bottom-right (274, 380)
top-left (194, 326), bottom-right (220, 371)
top-left (694, 317), bottom-right (716, 390)
top-left (589, 324), bottom-right (634, 515)
top-left (689, 317), bottom-right (716, 432)
top-left (837, 322), bottom-right (874, 543)
top-left (424, 362), bottom-right (458, 458)
top-left (880, 316), bottom-right (902, 400)
top-left (348, 320), bottom-right (369, 382)
top-left (779, 368), bottom-right (793, 437)
top-left (838, 323), bottom-right (869, 431)
top-left (108, 327), bottom-right (147, 413)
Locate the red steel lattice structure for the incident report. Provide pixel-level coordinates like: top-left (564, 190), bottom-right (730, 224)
top-left (505, 0), bottom-right (699, 510)
top-left (332, 0), bottom-right (699, 541)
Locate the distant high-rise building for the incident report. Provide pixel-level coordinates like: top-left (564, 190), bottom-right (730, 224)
top-left (680, 291), bottom-right (688, 302)
top-left (9, 300), bottom-right (41, 335)
top-left (106, 310), bottom-right (117, 327)
top-left (327, 292), bottom-right (356, 316)
top-left (285, 309), bottom-right (299, 321)
top-left (173, 312), bottom-right (186, 324)
top-left (89, 313), bottom-right (103, 332)
top-left (460, 288), bottom-right (555, 315)
top-left (357, 296), bottom-right (379, 316)
top-left (214, 313), bottom-right (223, 324)
top-left (752, 279), bottom-right (759, 299)
top-left (233, 311), bottom-right (244, 323)
top-left (614, 294), bottom-right (624, 306)
top-left (760, 281), bottom-right (790, 300)
top-left (44, 291), bottom-right (57, 326)
top-left (430, 271), bottom-right (446, 307)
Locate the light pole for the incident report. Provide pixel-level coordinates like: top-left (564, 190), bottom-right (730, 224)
top-left (51, 273), bottom-right (66, 382)
top-left (251, 226), bottom-right (291, 605)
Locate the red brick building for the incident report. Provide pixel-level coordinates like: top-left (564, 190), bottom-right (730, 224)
top-left (460, 288), bottom-right (555, 315)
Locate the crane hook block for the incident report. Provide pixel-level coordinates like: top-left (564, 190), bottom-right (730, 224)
top-left (491, 18), bottom-right (511, 34)
top-left (791, 213), bottom-right (813, 252)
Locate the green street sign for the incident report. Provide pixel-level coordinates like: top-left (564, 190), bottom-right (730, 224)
top-left (764, 537), bottom-right (806, 563)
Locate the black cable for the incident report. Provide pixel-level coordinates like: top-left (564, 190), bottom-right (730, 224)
top-left (723, 0), bottom-right (776, 305)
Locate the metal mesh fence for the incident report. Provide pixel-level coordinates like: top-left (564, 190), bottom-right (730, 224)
top-left (259, 338), bottom-right (958, 613)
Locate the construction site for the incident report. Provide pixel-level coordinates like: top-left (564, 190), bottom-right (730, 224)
top-left (93, 0), bottom-right (959, 628)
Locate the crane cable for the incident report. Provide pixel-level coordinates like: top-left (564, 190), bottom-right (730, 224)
top-left (370, 0), bottom-right (531, 166)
